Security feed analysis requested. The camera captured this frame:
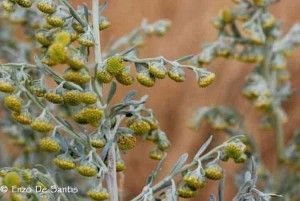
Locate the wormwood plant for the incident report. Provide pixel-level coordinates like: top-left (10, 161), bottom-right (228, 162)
top-left (0, 0), bottom-right (297, 201)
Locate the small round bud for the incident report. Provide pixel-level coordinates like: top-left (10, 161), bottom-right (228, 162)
top-left (168, 67), bottom-right (185, 82)
top-left (80, 92), bottom-right (97, 105)
top-left (44, 92), bottom-right (64, 104)
top-left (204, 164), bottom-right (223, 180)
top-left (91, 137), bottom-right (106, 149)
top-left (46, 13), bottom-right (64, 27)
top-left (183, 172), bottom-right (205, 189)
top-left (219, 7), bottom-right (232, 23)
top-left (11, 193), bottom-right (26, 201)
top-left (73, 107), bottom-right (104, 124)
top-left (76, 163), bottom-right (98, 177)
top-left (116, 161), bottom-right (126, 172)
top-left (37, 0), bottom-right (56, 14)
top-left (136, 72), bottom-right (155, 87)
top-left (31, 120), bottom-right (53, 133)
top-left (149, 65), bottom-right (167, 79)
top-left (96, 69), bottom-right (113, 84)
top-left (106, 56), bottom-right (125, 76)
top-left (2, 1), bottom-right (15, 12)
top-left (87, 189), bottom-right (110, 201)
top-left (0, 81), bottom-right (15, 93)
top-left (3, 95), bottom-right (22, 112)
top-left (48, 43), bottom-right (68, 64)
top-left (16, 0), bottom-right (32, 8)
top-left (177, 185), bottom-right (197, 198)
top-left (3, 171), bottom-right (21, 188)
top-left (149, 148), bottom-right (166, 161)
top-left (72, 20), bottom-right (84, 33)
top-left (54, 31), bottom-right (71, 46)
top-left (117, 134), bottom-right (136, 151)
top-left (78, 32), bottom-right (95, 47)
top-left (63, 90), bottom-right (81, 106)
top-left (224, 142), bottom-right (245, 160)
top-left (35, 31), bottom-right (52, 47)
top-left (53, 155), bottom-right (75, 170)
top-left (12, 112), bottom-right (32, 125)
top-left (39, 137), bottom-right (61, 152)
top-left (99, 17), bottom-right (111, 31)
top-left (63, 69), bottom-right (91, 85)
top-left (68, 51), bottom-right (86, 70)
top-left (128, 118), bottom-right (151, 135)
top-left (198, 71), bottom-right (216, 87)
top-left (115, 71), bottom-right (134, 86)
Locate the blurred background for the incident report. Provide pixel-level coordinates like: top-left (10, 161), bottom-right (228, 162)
top-left (84, 0), bottom-right (300, 200)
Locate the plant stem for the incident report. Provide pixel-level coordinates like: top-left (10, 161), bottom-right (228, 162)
top-left (106, 116), bottom-right (123, 201)
top-left (132, 143), bottom-right (228, 200)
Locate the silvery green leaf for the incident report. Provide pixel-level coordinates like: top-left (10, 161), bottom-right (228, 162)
top-left (107, 81), bottom-right (117, 104)
top-left (194, 135), bottom-right (213, 160)
top-left (146, 156), bottom-right (166, 185)
top-left (123, 90), bottom-right (137, 103)
top-left (169, 153), bottom-right (188, 176)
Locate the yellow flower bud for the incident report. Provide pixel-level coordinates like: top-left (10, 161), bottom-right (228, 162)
top-left (46, 13), bottom-right (64, 27)
top-left (37, 0), bottom-right (56, 14)
top-left (91, 137), bottom-right (106, 149)
top-left (3, 171), bottom-right (21, 188)
top-left (78, 32), bottom-right (95, 47)
top-left (63, 90), bottom-right (81, 106)
top-left (219, 7), bottom-right (232, 23)
top-left (149, 65), bottom-right (166, 79)
top-left (44, 92), bottom-right (64, 104)
top-left (31, 120), bottom-right (53, 133)
top-left (149, 148), bottom-right (166, 161)
top-left (39, 137), bottom-right (61, 152)
top-left (198, 71), bottom-right (216, 87)
top-left (117, 134), bottom-right (136, 151)
top-left (183, 173), bottom-right (205, 189)
top-left (11, 193), bottom-right (26, 201)
top-left (16, 0), bottom-right (32, 8)
top-left (106, 56), bottom-right (125, 76)
top-left (73, 107), bottom-right (104, 124)
top-left (128, 119), bottom-right (151, 135)
top-left (2, 1), bottom-right (15, 12)
top-left (35, 31), bottom-right (52, 47)
top-left (53, 155), bottom-right (75, 170)
top-left (205, 164), bottom-right (223, 180)
top-left (224, 142), bottom-right (245, 160)
top-left (177, 185), bottom-right (197, 198)
top-left (96, 69), bottom-right (113, 84)
top-left (63, 70), bottom-right (91, 85)
top-left (136, 72), bottom-right (155, 87)
top-left (87, 189), bottom-right (110, 201)
top-left (48, 43), bottom-right (68, 64)
top-left (0, 81), bottom-right (15, 93)
top-left (115, 71), bottom-right (134, 86)
top-left (76, 163), bottom-right (98, 177)
top-left (81, 92), bottom-right (97, 105)
top-left (12, 112), bottom-right (32, 125)
top-left (168, 67), bottom-right (185, 82)
top-left (54, 31), bottom-right (71, 46)
top-left (4, 95), bottom-right (22, 112)
top-left (116, 161), bottom-right (126, 172)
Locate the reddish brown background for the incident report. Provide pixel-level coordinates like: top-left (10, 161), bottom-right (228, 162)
top-left (86, 0), bottom-right (300, 200)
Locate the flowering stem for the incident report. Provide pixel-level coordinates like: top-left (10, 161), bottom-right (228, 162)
top-left (132, 142), bottom-right (228, 200)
